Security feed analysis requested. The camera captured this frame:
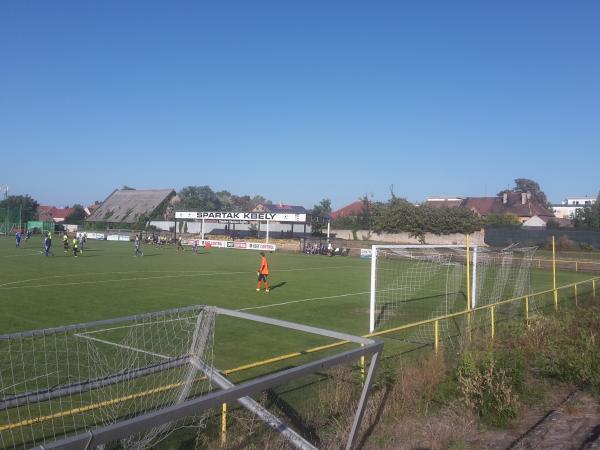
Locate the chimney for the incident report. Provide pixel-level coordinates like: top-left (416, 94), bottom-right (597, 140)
top-left (521, 192), bottom-right (527, 205)
top-left (503, 192), bottom-right (508, 204)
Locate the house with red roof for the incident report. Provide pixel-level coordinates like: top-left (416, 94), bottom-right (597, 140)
top-left (37, 206), bottom-right (76, 223)
top-left (329, 200), bottom-right (366, 220)
top-left (462, 191), bottom-right (555, 222)
top-left (427, 191), bottom-right (555, 224)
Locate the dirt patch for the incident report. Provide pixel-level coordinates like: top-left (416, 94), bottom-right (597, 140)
top-left (469, 387), bottom-right (600, 450)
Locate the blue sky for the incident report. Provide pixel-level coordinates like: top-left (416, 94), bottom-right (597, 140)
top-left (1, 1), bottom-right (599, 210)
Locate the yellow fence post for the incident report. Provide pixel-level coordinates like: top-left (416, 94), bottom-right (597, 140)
top-left (574, 284), bottom-right (578, 306)
top-left (360, 346), bottom-right (365, 383)
top-left (221, 403), bottom-right (227, 445)
top-left (552, 236), bottom-right (558, 311)
top-left (575, 261), bottom-right (578, 272)
top-left (525, 296), bottom-right (529, 322)
top-left (434, 320), bottom-right (439, 354)
top-left (490, 305), bottom-right (495, 340)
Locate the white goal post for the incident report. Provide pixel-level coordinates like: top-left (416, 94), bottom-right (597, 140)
top-left (369, 244), bottom-right (474, 333)
top-left (369, 244), bottom-right (536, 334)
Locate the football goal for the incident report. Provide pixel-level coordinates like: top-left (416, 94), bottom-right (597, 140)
top-left (369, 244), bottom-right (537, 337)
top-left (1, 306), bottom-right (382, 450)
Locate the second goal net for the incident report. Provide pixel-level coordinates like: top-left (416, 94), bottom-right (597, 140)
top-left (369, 245), bottom-right (536, 340)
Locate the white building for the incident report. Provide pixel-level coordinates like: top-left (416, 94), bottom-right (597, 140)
top-left (552, 197), bottom-right (597, 219)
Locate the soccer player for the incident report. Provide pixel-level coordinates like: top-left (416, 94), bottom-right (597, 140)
top-left (43, 235), bottom-right (52, 256)
top-left (63, 233), bottom-right (69, 252)
top-left (177, 237), bottom-right (184, 252)
top-left (134, 234), bottom-right (143, 257)
top-left (72, 237), bottom-right (79, 257)
top-left (15, 231), bottom-right (21, 248)
top-left (256, 252), bottom-right (270, 292)
top-left (192, 239), bottom-right (198, 254)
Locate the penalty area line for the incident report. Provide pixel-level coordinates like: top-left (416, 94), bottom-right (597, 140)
top-left (238, 291), bottom-right (370, 311)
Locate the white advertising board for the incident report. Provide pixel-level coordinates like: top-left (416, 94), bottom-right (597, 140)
top-left (183, 239), bottom-right (276, 252)
top-left (176, 211), bottom-right (307, 223)
top-left (76, 232), bottom-right (106, 240)
top-left (107, 234), bottom-right (130, 242)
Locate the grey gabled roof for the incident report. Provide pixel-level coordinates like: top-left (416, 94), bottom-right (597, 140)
top-left (87, 189), bottom-right (175, 223)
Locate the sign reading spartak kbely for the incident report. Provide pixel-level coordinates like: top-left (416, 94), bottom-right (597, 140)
top-left (175, 211), bottom-right (307, 222)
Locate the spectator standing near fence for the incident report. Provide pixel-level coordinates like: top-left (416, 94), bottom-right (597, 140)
top-left (256, 252), bottom-right (270, 292)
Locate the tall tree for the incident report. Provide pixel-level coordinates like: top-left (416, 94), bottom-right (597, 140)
top-left (311, 198), bottom-right (332, 217)
top-left (178, 186), bottom-right (221, 210)
top-left (498, 178), bottom-right (552, 209)
top-left (573, 191), bottom-right (600, 230)
top-left (310, 198), bottom-right (332, 235)
top-left (65, 204), bottom-right (87, 224)
top-left (0, 195), bottom-right (39, 222)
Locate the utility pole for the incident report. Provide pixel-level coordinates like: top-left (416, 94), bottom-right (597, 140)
top-left (2, 186), bottom-right (8, 236)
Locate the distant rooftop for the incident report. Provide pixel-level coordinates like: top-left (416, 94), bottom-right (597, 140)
top-left (87, 189), bottom-right (175, 223)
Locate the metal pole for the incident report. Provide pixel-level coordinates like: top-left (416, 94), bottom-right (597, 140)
top-left (369, 246), bottom-right (377, 333)
top-left (327, 221), bottom-right (330, 243)
top-left (266, 219), bottom-right (270, 243)
top-left (490, 305), bottom-right (495, 340)
top-left (471, 246), bottom-right (478, 310)
top-left (434, 320), bottom-right (439, 354)
top-left (201, 218), bottom-right (204, 240)
top-left (552, 236), bottom-right (558, 311)
top-left (221, 403), bottom-right (227, 444)
top-left (466, 235), bottom-right (471, 331)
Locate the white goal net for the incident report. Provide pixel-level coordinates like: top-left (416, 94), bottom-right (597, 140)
top-left (0, 306), bottom-right (216, 450)
top-left (369, 245), bottom-right (536, 340)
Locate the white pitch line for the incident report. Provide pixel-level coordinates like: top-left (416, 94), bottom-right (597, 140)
top-left (238, 291), bottom-right (370, 311)
top-left (1, 251), bottom-right (43, 258)
top-left (237, 285), bottom-right (412, 312)
top-left (0, 265), bottom-right (359, 290)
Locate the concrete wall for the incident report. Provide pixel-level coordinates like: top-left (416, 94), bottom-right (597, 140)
top-left (331, 229), bottom-right (485, 246)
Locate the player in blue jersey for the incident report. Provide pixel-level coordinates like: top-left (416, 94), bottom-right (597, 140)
top-left (44, 235), bottom-right (52, 256)
top-left (15, 232), bottom-right (21, 248)
top-left (134, 234), bottom-right (143, 257)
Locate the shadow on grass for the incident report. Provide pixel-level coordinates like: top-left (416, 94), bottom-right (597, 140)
top-left (269, 281), bottom-right (287, 291)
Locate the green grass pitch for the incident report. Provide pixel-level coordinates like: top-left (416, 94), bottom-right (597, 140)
top-left (0, 236), bottom-right (596, 447)
top-left (0, 236), bottom-right (593, 369)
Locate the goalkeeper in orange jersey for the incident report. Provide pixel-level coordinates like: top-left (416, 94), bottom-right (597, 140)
top-left (256, 252), bottom-right (270, 292)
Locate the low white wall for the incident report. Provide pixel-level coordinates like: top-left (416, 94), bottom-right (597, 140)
top-left (331, 229), bottom-right (485, 246)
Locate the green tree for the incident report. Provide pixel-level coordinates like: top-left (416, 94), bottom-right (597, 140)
top-left (0, 195), bottom-right (39, 223)
top-left (372, 198), bottom-right (483, 241)
top-left (573, 192), bottom-right (600, 230)
top-left (310, 198), bottom-right (332, 235)
top-left (65, 204), bottom-right (87, 224)
top-left (178, 186), bottom-right (221, 211)
top-left (485, 213), bottom-right (522, 228)
top-left (498, 178), bottom-right (552, 209)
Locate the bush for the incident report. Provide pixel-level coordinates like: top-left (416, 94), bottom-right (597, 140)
top-left (578, 242), bottom-right (595, 252)
top-left (456, 350), bottom-right (523, 427)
